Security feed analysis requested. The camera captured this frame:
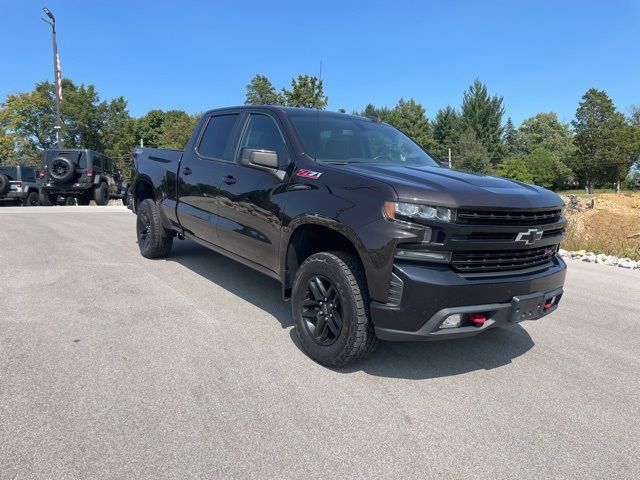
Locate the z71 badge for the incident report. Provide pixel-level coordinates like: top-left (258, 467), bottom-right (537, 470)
top-left (296, 169), bottom-right (323, 179)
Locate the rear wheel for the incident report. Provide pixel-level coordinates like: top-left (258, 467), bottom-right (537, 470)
top-left (0, 173), bottom-right (9, 195)
top-left (39, 191), bottom-right (56, 206)
top-left (23, 191), bottom-right (40, 206)
top-left (136, 198), bottom-right (173, 258)
top-left (292, 251), bottom-right (377, 367)
top-left (94, 182), bottom-right (110, 205)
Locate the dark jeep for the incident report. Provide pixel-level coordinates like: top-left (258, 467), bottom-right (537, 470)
top-left (39, 149), bottom-right (126, 206)
top-left (0, 165), bottom-right (41, 206)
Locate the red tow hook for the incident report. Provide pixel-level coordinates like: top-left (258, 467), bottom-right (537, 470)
top-left (544, 300), bottom-right (554, 310)
top-left (469, 314), bottom-right (487, 326)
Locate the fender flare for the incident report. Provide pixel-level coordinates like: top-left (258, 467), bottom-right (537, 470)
top-left (279, 214), bottom-right (368, 291)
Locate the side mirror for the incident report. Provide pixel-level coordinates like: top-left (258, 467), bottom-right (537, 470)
top-left (240, 148), bottom-right (279, 169)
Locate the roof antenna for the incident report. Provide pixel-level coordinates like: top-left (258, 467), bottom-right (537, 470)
top-left (315, 60), bottom-right (323, 160)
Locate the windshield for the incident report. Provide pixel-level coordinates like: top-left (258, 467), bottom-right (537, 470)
top-left (288, 114), bottom-right (439, 166)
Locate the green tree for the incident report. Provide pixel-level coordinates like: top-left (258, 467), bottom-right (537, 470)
top-left (101, 97), bottom-right (134, 162)
top-left (60, 81), bottom-right (104, 150)
top-left (385, 98), bottom-right (434, 150)
top-left (356, 103), bottom-right (392, 121)
top-left (0, 82), bottom-right (56, 161)
top-left (629, 105), bottom-right (640, 126)
top-left (456, 127), bottom-right (491, 174)
top-left (460, 78), bottom-right (505, 163)
top-left (245, 74), bottom-right (284, 106)
top-left (496, 156), bottom-right (533, 183)
top-left (523, 147), bottom-right (572, 190)
top-left (519, 112), bottom-right (574, 158)
top-left (282, 75), bottom-right (328, 109)
top-left (431, 106), bottom-right (460, 157)
top-left (134, 109), bottom-right (166, 148)
top-left (158, 111), bottom-right (200, 149)
top-left (0, 128), bottom-right (15, 161)
top-left (572, 88), bottom-right (634, 193)
top-left (502, 117), bottom-right (520, 155)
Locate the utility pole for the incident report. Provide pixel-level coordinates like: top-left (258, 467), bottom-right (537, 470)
top-left (42, 7), bottom-right (63, 147)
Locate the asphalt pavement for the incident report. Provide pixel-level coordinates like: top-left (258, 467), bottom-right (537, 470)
top-left (1, 206), bottom-right (638, 479)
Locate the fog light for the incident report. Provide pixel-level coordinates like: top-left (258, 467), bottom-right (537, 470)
top-left (440, 314), bottom-right (462, 329)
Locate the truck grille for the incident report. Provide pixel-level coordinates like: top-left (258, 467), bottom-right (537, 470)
top-left (467, 228), bottom-right (565, 242)
top-left (452, 245), bottom-right (557, 273)
top-left (457, 208), bottom-right (562, 225)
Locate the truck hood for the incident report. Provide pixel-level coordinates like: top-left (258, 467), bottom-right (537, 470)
top-left (337, 164), bottom-right (563, 209)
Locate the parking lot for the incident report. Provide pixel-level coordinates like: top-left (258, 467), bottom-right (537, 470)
top-left (1, 206), bottom-right (638, 479)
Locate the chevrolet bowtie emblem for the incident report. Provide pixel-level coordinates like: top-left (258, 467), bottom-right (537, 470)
top-left (515, 228), bottom-right (544, 245)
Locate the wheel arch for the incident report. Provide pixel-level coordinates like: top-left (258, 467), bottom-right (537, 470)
top-left (132, 176), bottom-right (155, 213)
top-left (281, 217), bottom-right (366, 299)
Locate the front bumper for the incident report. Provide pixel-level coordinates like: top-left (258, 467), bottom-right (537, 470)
top-left (371, 256), bottom-right (566, 341)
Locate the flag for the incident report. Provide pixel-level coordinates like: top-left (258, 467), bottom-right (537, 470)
top-left (55, 51), bottom-right (63, 101)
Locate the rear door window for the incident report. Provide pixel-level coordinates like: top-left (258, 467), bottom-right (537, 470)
top-left (93, 154), bottom-right (103, 170)
top-left (197, 114), bottom-right (239, 161)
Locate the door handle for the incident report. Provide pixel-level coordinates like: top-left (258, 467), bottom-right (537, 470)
top-left (183, 167), bottom-right (192, 176)
top-left (223, 175), bottom-right (236, 185)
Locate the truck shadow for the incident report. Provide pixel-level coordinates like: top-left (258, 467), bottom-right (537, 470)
top-left (168, 240), bottom-right (535, 380)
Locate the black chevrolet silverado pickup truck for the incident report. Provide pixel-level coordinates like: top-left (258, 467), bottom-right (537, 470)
top-left (130, 106), bottom-right (566, 367)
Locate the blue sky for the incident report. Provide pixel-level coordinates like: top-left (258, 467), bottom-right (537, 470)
top-left (1, 0), bottom-right (638, 126)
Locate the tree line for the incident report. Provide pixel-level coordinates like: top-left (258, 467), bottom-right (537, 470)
top-left (1, 73), bottom-right (639, 192)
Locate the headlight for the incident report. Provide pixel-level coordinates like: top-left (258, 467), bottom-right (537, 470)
top-left (384, 201), bottom-right (454, 223)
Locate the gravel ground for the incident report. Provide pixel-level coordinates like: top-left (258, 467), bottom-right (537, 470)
top-left (1, 206), bottom-right (638, 480)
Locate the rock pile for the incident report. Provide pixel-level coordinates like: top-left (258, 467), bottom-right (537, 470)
top-left (558, 249), bottom-right (639, 270)
top-left (564, 195), bottom-right (595, 214)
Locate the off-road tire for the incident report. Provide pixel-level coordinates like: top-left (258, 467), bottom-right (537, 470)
top-left (292, 251), bottom-right (378, 367)
top-left (136, 198), bottom-right (173, 259)
top-left (94, 182), bottom-right (110, 206)
top-left (48, 157), bottom-right (76, 183)
top-left (24, 191), bottom-right (40, 206)
top-left (0, 173), bottom-right (9, 195)
top-left (39, 191), bottom-right (56, 206)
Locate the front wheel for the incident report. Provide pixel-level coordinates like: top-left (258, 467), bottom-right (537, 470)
top-left (292, 251), bottom-right (377, 367)
top-left (136, 199), bottom-right (173, 258)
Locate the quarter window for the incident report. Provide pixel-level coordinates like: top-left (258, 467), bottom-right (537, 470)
top-left (198, 114), bottom-right (239, 160)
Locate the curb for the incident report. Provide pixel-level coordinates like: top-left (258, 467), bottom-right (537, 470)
top-left (559, 249), bottom-right (640, 271)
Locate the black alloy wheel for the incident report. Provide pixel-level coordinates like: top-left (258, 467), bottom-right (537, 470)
top-left (137, 208), bottom-right (152, 252)
top-left (301, 275), bottom-right (343, 346)
top-left (291, 251), bottom-right (378, 367)
top-left (135, 199), bottom-right (173, 258)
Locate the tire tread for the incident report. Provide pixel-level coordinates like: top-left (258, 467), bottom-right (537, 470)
top-left (294, 251), bottom-right (377, 367)
top-left (138, 199), bottom-right (173, 258)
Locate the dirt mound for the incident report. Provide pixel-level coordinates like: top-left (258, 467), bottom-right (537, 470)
top-left (561, 193), bottom-right (640, 259)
